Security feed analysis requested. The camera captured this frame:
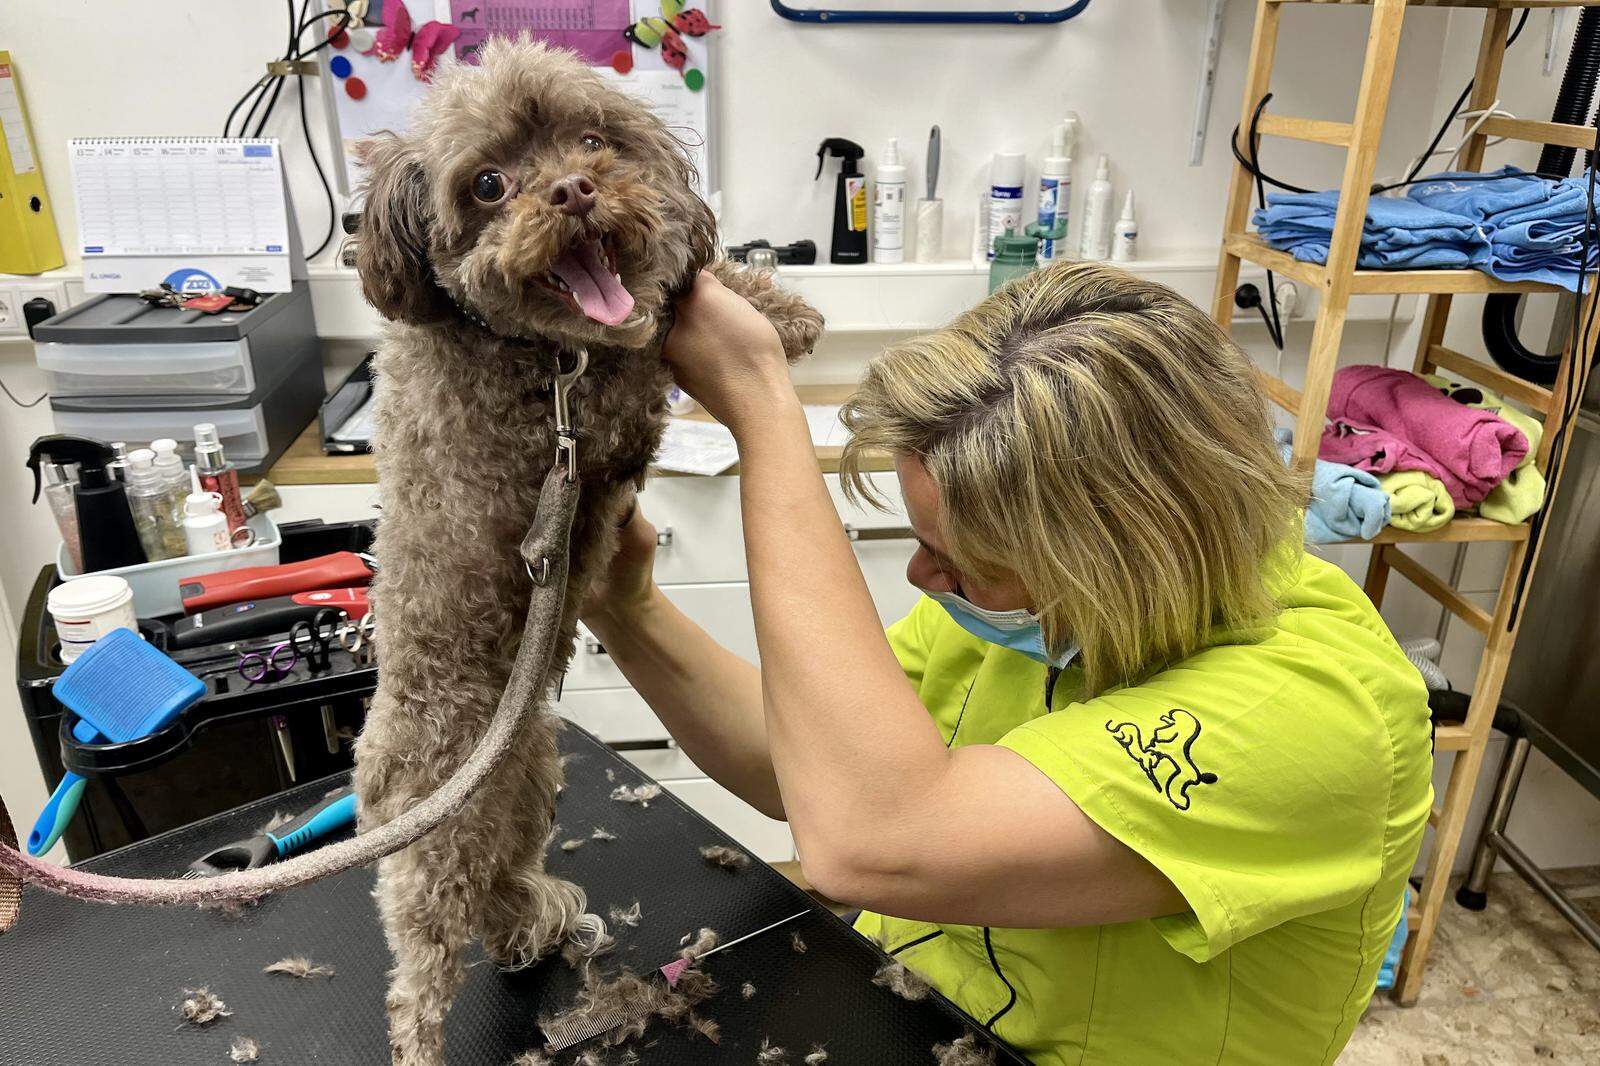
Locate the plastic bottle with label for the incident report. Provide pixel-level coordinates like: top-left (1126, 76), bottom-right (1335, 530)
top-left (873, 137), bottom-right (908, 264)
top-left (183, 465), bottom-right (232, 556)
top-left (1079, 154), bottom-right (1115, 262)
top-left (124, 447), bottom-right (188, 561)
top-left (987, 151), bottom-right (1027, 260)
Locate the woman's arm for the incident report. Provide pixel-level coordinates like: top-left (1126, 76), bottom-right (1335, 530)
top-left (665, 273), bottom-right (1188, 928)
top-left (581, 505), bottom-right (784, 818)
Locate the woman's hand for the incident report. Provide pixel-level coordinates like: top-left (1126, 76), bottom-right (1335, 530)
top-left (581, 494), bottom-right (662, 622)
top-left (664, 270), bottom-right (796, 437)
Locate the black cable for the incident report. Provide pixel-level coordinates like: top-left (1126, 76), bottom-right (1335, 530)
top-left (1244, 94), bottom-right (1289, 350)
top-left (223, 75), bottom-right (269, 138)
top-left (0, 378), bottom-right (47, 408)
top-left (298, 65), bottom-right (337, 259)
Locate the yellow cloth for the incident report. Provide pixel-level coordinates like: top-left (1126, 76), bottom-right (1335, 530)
top-left (1379, 469), bottom-right (1456, 532)
top-left (1424, 374), bottom-right (1546, 523)
top-left (861, 552), bottom-right (1433, 1066)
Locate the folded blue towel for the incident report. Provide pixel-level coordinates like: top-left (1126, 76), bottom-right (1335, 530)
top-left (1406, 167), bottom-right (1550, 225)
top-left (1253, 189), bottom-right (1491, 271)
top-left (1275, 428), bottom-right (1393, 544)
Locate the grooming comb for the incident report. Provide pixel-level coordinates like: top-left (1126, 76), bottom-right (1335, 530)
top-left (542, 910), bottom-right (809, 1052)
top-left (29, 629), bottom-right (206, 854)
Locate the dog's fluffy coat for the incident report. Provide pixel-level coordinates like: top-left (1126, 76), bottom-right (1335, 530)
top-left (351, 39), bottom-right (820, 1065)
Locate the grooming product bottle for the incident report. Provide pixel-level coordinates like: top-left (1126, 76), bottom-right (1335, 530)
top-left (194, 422), bottom-right (247, 534)
top-left (990, 228), bottom-right (1041, 293)
top-left (151, 437), bottom-right (190, 538)
top-left (872, 138), bottom-right (908, 264)
top-left (28, 435), bottom-right (147, 572)
top-left (987, 151), bottom-right (1026, 260)
top-left (1080, 154), bottom-right (1114, 261)
top-left (914, 125), bottom-right (943, 263)
top-left (1112, 190), bottom-right (1139, 262)
top-left (27, 450), bottom-right (83, 573)
top-left (1036, 115), bottom-right (1078, 264)
top-left (815, 138), bottom-right (868, 264)
top-left (107, 442), bottom-right (129, 484)
top-left (183, 465), bottom-right (232, 556)
top-left (124, 447), bottom-right (187, 561)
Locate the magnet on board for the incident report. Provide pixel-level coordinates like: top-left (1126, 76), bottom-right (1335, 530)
top-left (330, 55), bottom-right (353, 79)
top-left (611, 49), bottom-right (634, 75)
top-left (329, 28), bottom-right (349, 49)
top-left (683, 67), bottom-right (705, 92)
top-left (348, 27), bottom-right (375, 52)
top-left (345, 76), bottom-right (368, 100)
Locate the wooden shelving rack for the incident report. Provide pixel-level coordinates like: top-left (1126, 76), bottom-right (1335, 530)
top-left (1212, 0), bottom-right (1600, 1006)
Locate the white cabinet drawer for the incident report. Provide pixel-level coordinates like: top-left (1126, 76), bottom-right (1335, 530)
top-left (621, 744), bottom-right (699, 781)
top-left (557, 689), bottom-right (670, 744)
top-left (567, 583), bottom-right (757, 691)
top-left (663, 777), bottom-right (794, 863)
top-left (275, 484), bottom-right (382, 526)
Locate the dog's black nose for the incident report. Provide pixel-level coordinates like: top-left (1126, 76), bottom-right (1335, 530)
top-left (548, 174), bottom-right (597, 217)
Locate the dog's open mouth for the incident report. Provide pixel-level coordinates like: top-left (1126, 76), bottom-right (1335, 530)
top-left (537, 234), bottom-right (635, 327)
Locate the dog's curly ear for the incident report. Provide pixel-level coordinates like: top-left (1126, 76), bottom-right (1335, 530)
top-left (684, 190), bottom-right (719, 279)
top-left (354, 135), bottom-right (453, 325)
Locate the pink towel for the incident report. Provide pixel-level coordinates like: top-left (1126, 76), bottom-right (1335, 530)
top-left (1319, 366), bottom-right (1527, 507)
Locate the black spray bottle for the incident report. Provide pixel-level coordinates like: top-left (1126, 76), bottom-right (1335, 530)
top-left (815, 138), bottom-right (868, 264)
top-left (27, 435), bottom-right (147, 572)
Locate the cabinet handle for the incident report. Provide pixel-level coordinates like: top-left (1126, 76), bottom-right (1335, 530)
top-left (843, 524), bottom-right (916, 543)
top-left (584, 636), bottom-right (607, 656)
top-left (656, 526), bottom-right (674, 547)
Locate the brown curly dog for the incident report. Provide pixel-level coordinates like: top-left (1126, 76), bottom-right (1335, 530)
top-left (351, 38), bottom-right (821, 1065)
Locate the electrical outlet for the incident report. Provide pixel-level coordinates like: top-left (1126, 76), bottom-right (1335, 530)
top-left (1274, 280), bottom-right (1300, 322)
top-left (0, 280), bottom-right (69, 339)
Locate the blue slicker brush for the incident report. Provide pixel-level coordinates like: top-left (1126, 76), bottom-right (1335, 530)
top-left (28, 629), bottom-right (207, 855)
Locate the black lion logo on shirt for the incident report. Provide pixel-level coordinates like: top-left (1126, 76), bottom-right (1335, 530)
top-left (1105, 709), bottom-right (1219, 812)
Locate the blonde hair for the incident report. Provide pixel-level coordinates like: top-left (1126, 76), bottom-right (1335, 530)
top-left (840, 261), bottom-right (1307, 697)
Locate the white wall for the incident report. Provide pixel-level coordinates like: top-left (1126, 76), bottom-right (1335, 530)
top-left (0, 2), bottom-right (1594, 871)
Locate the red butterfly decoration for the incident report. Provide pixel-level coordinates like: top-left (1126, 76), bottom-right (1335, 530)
top-left (411, 20), bottom-right (460, 81)
top-left (363, 0), bottom-right (412, 62)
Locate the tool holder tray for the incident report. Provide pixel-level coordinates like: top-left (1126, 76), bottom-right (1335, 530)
top-left (19, 519), bottom-right (379, 780)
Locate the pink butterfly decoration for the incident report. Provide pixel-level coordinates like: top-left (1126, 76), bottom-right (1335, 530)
top-left (363, 0), bottom-right (412, 62)
top-left (411, 21), bottom-right (460, 81)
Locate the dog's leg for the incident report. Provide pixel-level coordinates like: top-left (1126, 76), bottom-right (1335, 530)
top-left (709, 259), bottom-right (824, 363)
top-left (374, 843), bottom-right (474, 1066)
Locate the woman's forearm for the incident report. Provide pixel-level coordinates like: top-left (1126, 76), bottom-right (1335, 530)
top-left (582, 588), bottom-right (784, 818)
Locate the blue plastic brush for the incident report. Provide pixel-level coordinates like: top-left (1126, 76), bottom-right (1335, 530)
top-left (29, 628), bottom-right (207, 855)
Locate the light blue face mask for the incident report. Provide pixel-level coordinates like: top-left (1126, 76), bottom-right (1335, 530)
top-left (928, 590), bottom-right (1079, 669)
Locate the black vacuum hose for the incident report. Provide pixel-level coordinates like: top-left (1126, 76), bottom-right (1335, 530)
top-left (1484, 9), bottom-right (1600, 385)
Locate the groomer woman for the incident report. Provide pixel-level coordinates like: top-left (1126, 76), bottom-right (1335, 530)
top-left (581, 261), bottom-right (1432, 1065)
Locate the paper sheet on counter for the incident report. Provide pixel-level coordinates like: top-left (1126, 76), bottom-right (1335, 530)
top-left (804, 404), bottom-right (850, 449)
top-left (656, 418), bottom-right (739, 475)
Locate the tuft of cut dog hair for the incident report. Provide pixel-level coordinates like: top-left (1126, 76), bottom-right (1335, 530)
top-left (606, 901), bottom-right (642, 928)
top-left (228, 1035), bottom-right (261, 1063)
top-left (609, 784), bottom-right (662, 807)
top-left (804, 1046), bottom-right (829, 1065)
top-left (264, 955), bottom-right (334, 979)
top-left (698, 845), bottom-right (750, 871)
top-left (741, 981), bottom-right (757, 1000)
top-left (176, 987), bottom-right (231, 1027)
top-left (873, 959), bottom-right (932, 1002)
top-left (791, 931), bottom-right (808, 954)
top-left (590, 826), bottom-right (617, 842)
top-left (757, 1037), bottom-right (790, 1064)
top-left (539, 960), bottom-right (719, 1049)
top-left (350, 35), bottom-right (820, 1066)
top-left (932, 1033), bottom-right (998, 1066)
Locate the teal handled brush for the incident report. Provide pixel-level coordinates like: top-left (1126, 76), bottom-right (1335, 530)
top-left (29, 629), bottom-right (206, 855)
top-left (183, 788), bottom-right (358, 878)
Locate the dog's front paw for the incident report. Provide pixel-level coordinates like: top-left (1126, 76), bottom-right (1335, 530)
top-left (708, 259), bottom-right (823, 363)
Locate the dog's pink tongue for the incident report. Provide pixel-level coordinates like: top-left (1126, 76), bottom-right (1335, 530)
top-left (551, 241), bottom-right (634, 326)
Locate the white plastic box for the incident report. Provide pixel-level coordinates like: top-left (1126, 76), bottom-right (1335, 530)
top-left (54, 514), bottom-right (281, 618)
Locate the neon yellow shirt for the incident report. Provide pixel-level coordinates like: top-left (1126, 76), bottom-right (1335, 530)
top-left (856, 551), bottom-right (1432, 1065)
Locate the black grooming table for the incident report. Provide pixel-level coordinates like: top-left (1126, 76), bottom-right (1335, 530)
top-left (0, 725), bottom-right (1025, 1064)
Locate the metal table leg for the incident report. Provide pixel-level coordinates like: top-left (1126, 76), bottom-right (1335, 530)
top-left (1457, 734), bottom-right (1531, 911)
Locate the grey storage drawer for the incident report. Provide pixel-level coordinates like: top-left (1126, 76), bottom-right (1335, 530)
top-left (32, 282), bottom-right (318, 398)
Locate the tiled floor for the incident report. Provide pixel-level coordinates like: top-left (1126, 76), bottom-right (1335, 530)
top-left (1341, 867), bottom-right (1600, 1064)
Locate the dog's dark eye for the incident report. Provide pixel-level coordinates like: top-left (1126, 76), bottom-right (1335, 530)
top-left (471, 169), bottom-right (508, 204)
top-left (580, 133), bottom-right (607, 151)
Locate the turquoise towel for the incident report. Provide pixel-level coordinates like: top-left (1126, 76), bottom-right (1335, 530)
top-left (1276, 429), bottom-right (1392, 544)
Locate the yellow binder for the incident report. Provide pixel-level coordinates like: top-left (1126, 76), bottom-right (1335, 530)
top-left (0, 51), bottom-right (64, 274)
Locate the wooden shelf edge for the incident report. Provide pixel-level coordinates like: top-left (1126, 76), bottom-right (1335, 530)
top-left (1225, 232), bottom-right (1569, 296)
top-left (1435, 724), bottom-right (1472, 752)
top-left (1424, 344), bottom-right (1554, 415)
top-left (1346, 517), bottom-right (1531, 545)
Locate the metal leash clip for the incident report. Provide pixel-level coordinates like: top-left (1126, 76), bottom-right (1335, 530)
top-left (552, 347), bottom-right (588, 483)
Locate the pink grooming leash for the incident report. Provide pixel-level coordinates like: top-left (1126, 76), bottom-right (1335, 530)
top-left (0, 461), bottom-right (581, 930)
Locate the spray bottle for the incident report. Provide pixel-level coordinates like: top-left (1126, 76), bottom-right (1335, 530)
top-left (27, 435), bottom-right (146, 572)
top-left (194, 422), bottom-right (247, 534)
top-left (987, 151), bottom-right (1027, 261)
top-left (815, 138), bottom-right (868, 264)
top-left (872, 137), bottom-right (908, 264)
top-left (1079, 154), bottom-right (1115, 261)
top-left (25, 441), bottom-right (84, 572)
top-left (1035, 114), bottom-right (1078, 264)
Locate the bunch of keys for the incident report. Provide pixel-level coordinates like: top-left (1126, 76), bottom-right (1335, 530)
top-left (138, 283), bottom-right (263, 315)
